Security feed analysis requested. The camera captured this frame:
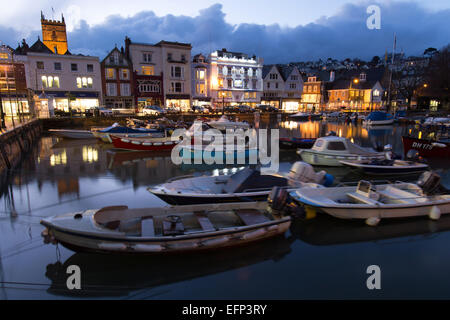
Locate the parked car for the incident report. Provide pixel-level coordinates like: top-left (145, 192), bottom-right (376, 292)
top-left (256, 104), bottom-right (278, 112)
top-left (85, 106), bottom-right (113, 117)
top-left (142, 105), bottom-right (166, 116)
top-left (223, 105), bottom-right (240, 113)
top-left (192, 105), bottom-right (207, 113)
top-left (237, 105), bottom-right (253, 113)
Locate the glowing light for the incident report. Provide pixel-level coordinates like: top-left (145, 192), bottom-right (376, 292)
top-left (211, 77), bottom-right (218, 88)
top-left (50, 151), bottom-right (67, 166)
top-left (353, 79), bottom-right (359, 84)
top-left (82, 146), bottom-right (98, 163)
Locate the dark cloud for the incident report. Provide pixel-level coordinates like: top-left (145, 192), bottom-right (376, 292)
top-left (2, 2), bottom-right (449, 63)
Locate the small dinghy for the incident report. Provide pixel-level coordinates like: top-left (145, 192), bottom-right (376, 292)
top-left (110, 135), bottom-right (179, 151)
top-left (297, 136), bottom-right (385, 167)
top-left (149, 162), bottom-right (333, 205)
top-left (339, 159), bottom-right (429, 175)
top-left (279, 137), bottom-right (316, 150)
top-left (208, 115), bottom-right (250, 131)
top-left (289, 171), bottom-right (450, 226)
top-left (48, 129), bottom-right (94, 139)
top-left (40, 200), bottom-right (294, 254)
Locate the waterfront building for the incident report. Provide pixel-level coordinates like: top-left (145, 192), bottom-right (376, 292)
top-left (191, 54), bottom-right (211, 107)
top-left (126, 38), bottom-right (191, 111)
top-left (14, 39), bottom-right (102, 116)
top-left (300, 75), bottom-right (325, 112)
top-left (261, 64), bottom-right (303, 113)
top-left (208, 49), bottom-right (263, 108)
top-left (0, 44), bottom-right (30, 117)
top-left (101, 46), bottom-right (134, 109)
top-left (326, 69), bottom-right (385, 112)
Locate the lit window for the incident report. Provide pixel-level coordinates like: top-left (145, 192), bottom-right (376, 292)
top-left (106, 68), bottom-right (115, 79)
top-left (0, 53), bottom-right (8, 59)
top-left (76, 77), bottom-right (82, 88)
top-left (41, 76), bottom-right (48, 88)
top-left (54, 77), bottom-right (60, 88)
top-left (142, 66), bottom-right (154, 75)
top-left (121, 69), bottom-right (129, 80)
top-left (87, 77), bottom-right (93, 88)
top-left (196, 70), bottom-right (205, 80)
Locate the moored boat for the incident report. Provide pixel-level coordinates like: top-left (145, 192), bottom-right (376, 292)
top-left (208, 115), bottom-right (250, 131)
top-left (40, 201), bottom-right (293, 254)
top-left (279, 137), bottom-right (316, 150)
top-left (93, 124), bottom-right (163, 143)
top-left (289, 172), bottom-right (450, 226)
top-left (339, 159), bottom-right (429, 175)
top-left (402, 136), bottom-right (450, 158)
top-left (363, 111), bottom-right (394, 126)
top-left (297, 136), bottom-right (386, 167)
top-left (110, 135), bottom-right (179, 151)
top-left (149, 162), bottom-right (333, 205)
top-left (48, 129), bottom-right (94, 139)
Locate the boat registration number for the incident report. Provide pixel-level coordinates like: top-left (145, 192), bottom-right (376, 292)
top-left (412, 142), bottom-right (433, 150)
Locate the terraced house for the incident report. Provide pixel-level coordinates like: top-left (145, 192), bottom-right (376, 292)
top-left (101, 47), bottom-right (134, 109)
top-left (262, 64), bottom-right (303, 113)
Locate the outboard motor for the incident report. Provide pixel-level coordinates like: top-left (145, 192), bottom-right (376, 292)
top-left (417, 171), bottom-right (442, 195)
top-left (268, 187), bottom-right (305, 218)
top-left (288, 161), bottom-right (334, 187)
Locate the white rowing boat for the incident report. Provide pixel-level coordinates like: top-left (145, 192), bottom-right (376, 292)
top-left (41, 202), bottom-right (292, 254)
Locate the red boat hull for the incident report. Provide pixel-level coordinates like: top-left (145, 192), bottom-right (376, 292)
top-left (110, 135), bottom-right (177, 151)
top-left (402, 136), bottom-right (450, 158)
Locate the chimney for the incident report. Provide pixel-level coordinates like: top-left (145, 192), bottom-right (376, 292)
top-left (330, 70), bottom-right (335, 82)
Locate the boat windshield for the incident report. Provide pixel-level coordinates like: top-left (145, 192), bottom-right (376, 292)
top-left (222, 168), bottom-right (287, 194)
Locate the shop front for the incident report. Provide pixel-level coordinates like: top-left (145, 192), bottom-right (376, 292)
top-left (281, 99), bottom-right (301, 113)
top-left (192, 97), bottom-right (212, 107)
top-left (1, 93), bottom-right (30, 116)
top-left (165, 94), bottom-right (191, 112)
top-left (260, 99), bottom-right (280, 109)
top-left (36, 91), bottom-right (101, 113)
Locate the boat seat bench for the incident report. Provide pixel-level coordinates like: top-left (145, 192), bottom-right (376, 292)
top-left (195, 212), bottom-right (216, 231)
top-left (236, 209), bottom-right (271, 225)
top-left (346, 192), bottom-right (381, 206)
top-left (377, 187), bottom-right (427, 204)
top-left (141, 217), bottom-right (155, 237)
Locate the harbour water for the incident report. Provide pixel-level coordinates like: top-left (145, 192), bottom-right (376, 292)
top-left (1, 119), bottom-right (450, 299)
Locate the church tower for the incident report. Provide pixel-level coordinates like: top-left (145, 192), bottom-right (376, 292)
top-left (41, 11), bottom-right (68, 55)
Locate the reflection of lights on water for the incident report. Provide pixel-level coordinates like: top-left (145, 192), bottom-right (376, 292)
top-left (82, 146), bottom-right (98, 163)
top-left (50, 151), bottom-right (67, 166)
top-left (338, 129), bottom-right (342, 137)
top-left (351, 138), bottom-right (354, 143)
top-left (418, 131), bottom-right (422, 139)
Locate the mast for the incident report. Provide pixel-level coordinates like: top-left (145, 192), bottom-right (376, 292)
top-left (387, 33), bottom-right (396, 112)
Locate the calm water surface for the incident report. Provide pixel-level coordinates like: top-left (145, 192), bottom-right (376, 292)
top-left (1, 119), bottom-right (450, 299)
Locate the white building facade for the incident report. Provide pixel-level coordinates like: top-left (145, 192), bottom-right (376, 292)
top-left (262, 65), bottom-right (303, 112)
top-left (18, 49), bottom-right (102, 115)
top-left (191, 54), bottom-right (211, 107)
top-left (209, 49), bottom-right (263, 108)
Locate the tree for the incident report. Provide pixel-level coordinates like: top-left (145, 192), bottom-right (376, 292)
top-left (391, 60), bottom-right (427, 110)
top-left (370, 56), bottom-right (381, 66)
top-left (421, 45), bottom-right (450, 110)
top-left (423, 47), bottom-right (438, 58)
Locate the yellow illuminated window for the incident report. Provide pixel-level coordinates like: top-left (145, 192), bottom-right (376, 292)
top-left (142, 66), bottom-right (154, 75)
top-left (196, 70), bottom-right (205, 80)
top-left (41, 76), bottom-right (48, 88)
top-left (106, 68), bottom-right (115, 79)
top-left (77, 77), bottom-right (82, 88)
top-left (0, 53), bottom-right (8, 59)
top-left (197, 84), bottom-right (205, 94)
top-left (218, 78), bottom-right (223, 88)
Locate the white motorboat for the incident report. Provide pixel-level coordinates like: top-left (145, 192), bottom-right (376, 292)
top-left (149, 162), bottom-right (334, 205)
top-left (48, 129), bottom-right (95, 139)
top-left (208, 115), bottom-right (250, 131)
top-left (323, 112), bottom-right (345, 121)
top-left (297, 136), bottom-right (386, 167)
top-left (290, 172), bottom-right (450, 226)
top-left (41, 201), bottom-right (292, 254)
